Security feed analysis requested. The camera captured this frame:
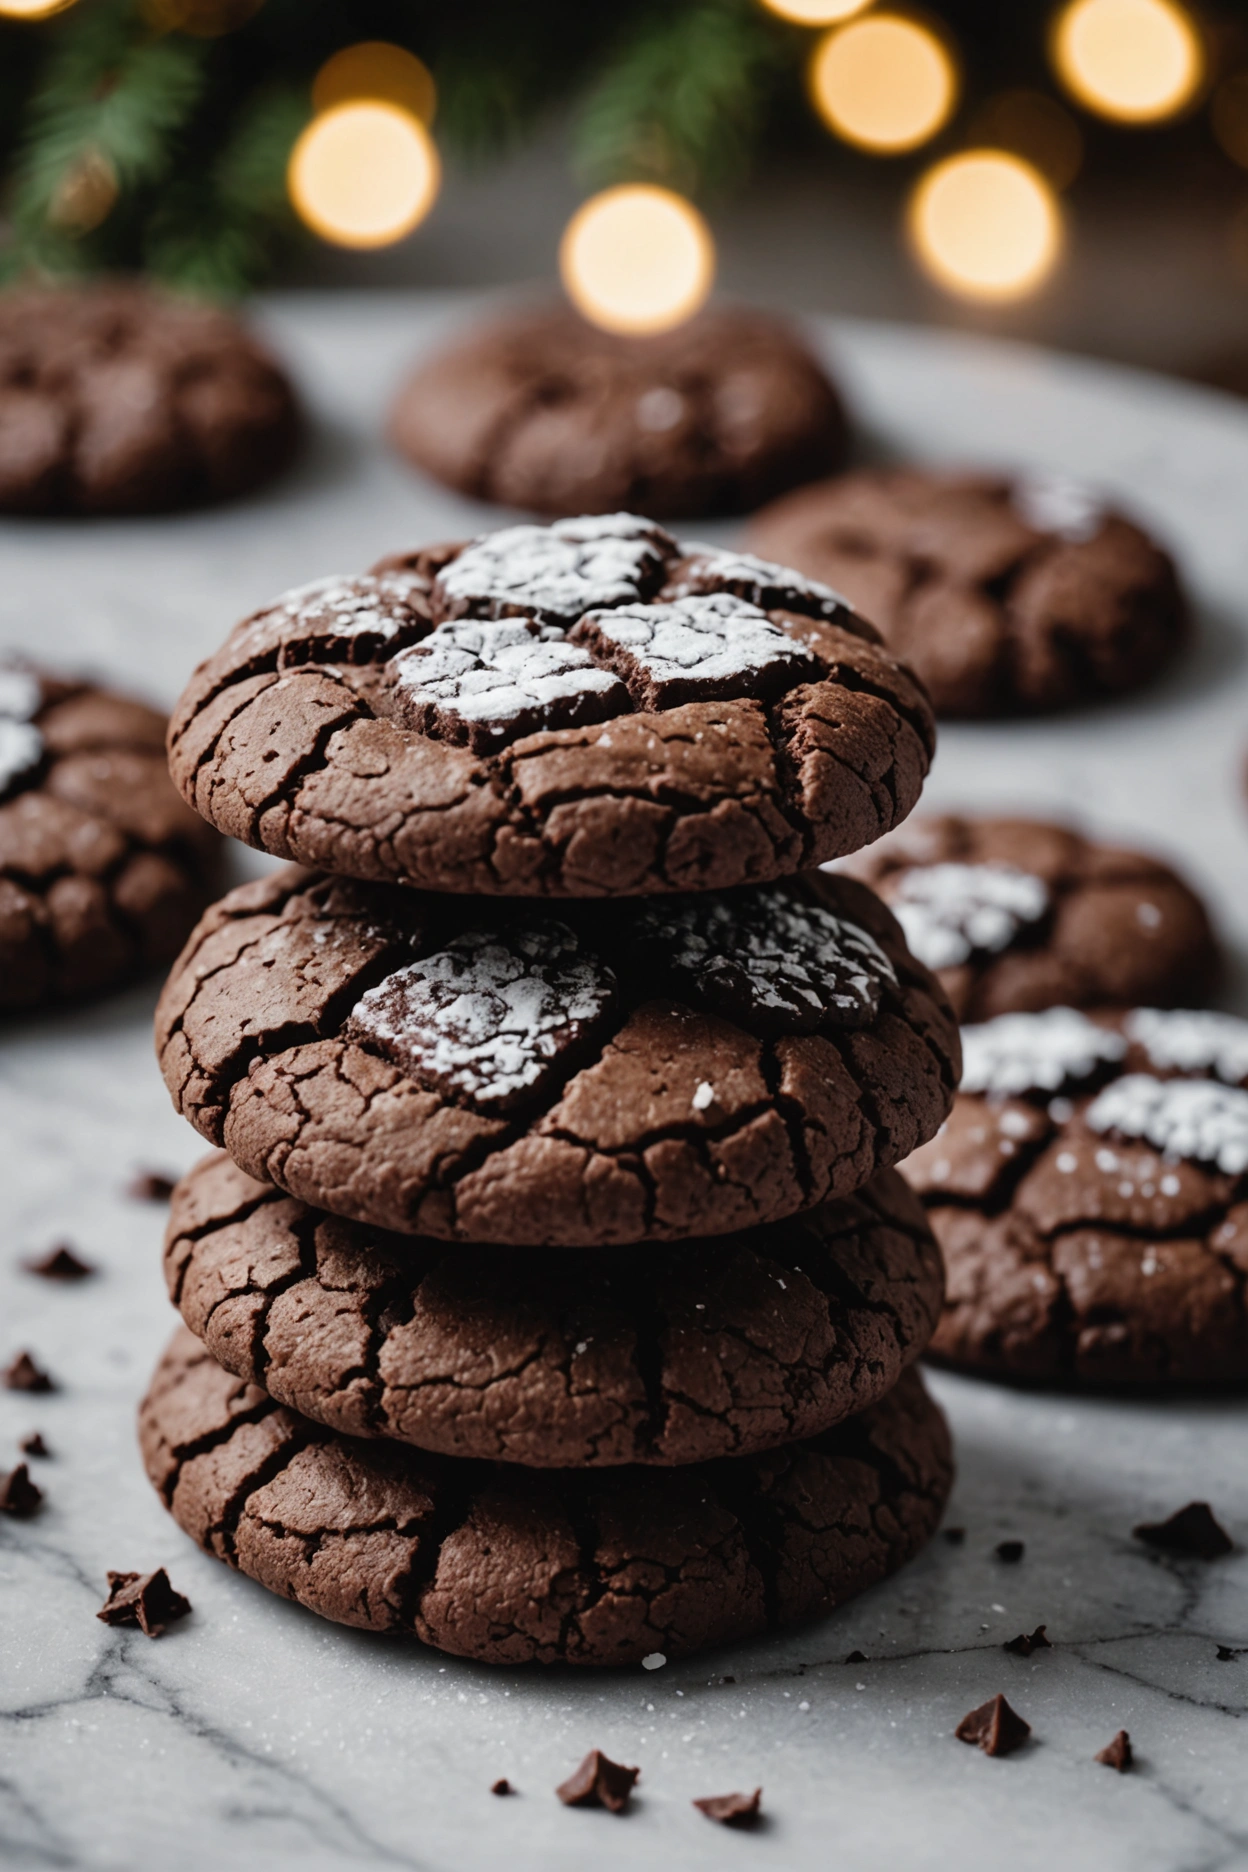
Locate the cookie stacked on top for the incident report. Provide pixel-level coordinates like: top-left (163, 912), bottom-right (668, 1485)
top-left (145, 513), bottom-right (961, 1667)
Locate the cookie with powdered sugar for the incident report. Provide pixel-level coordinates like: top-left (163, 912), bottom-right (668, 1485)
top-left (0, 661), bottom-right (220, 1012)
top-left (844, 814), bottom-right (1217, 1020)
top-left (167, 513), bottom-right (934, 898)
top-left (155, 866), bottom-right (959, 1246)
top-left (747, 467), bottom-right (1188, 716)
top-left (905, 1005), bottom-right (1248, 1387)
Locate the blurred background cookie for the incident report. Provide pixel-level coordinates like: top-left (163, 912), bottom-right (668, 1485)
top-left (747, 468), bottom-right (1187, 716)
top-left (388, 302), bottom-right (849, 518)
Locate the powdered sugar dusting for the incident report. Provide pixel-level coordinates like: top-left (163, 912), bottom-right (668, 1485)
top-left (961, 1007), bottom-right (1127, 1098)
top-left (0, 668), bottom-right (42, 722)
top-left (1125, 1007), bottom-right (1248, 1087)
top-left (1013, 475), bottom-right (1106, 543)
top-left (669, 543), bottom-right (851, 619)
top-left (571, 593), bottom-right (819, 707)
top-left (435, 514), bottom-right (676, 624)
top-left (890, 862), bottom-right (1050, 970)
top-left (386, 617), bottom-right (627, 749)
top-left (1086, 1073), bottom-right (1248, 1174)
top-left (0, 665), bottom-right (44, 800)
top-left (346, 923), bottom-right (616, 1112)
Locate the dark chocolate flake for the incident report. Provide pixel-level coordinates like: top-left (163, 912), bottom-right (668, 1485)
top-left (96, 1568), bottom-right (191, 1638)
top-left (955, 1694), bottom-right (1031, 1757)
top-left (127, 1171), bottom-right (176, 1203)
top-left (1003, 1626), bottom-right (1050, 1658)
top-left (693, 1788), bottom-right (762, 1828)
top-left (555, 1750), bottom-right (639, 1814)
top-left (19, 1431), bottom-right (49, 1458)
top-left (0, 1463), bottom-right (43, 1517)
top-left (3, 1351), bottom-right (54, 1392)
top-left (1095, 1730), bottom-right (1133, 1772)
top-left (995, 1540), bottom-right (1025, 1563)
top-left (24, 1243), bottom-right (94, 1280)
top-left (490, 1778), bottom-right (514, 1797)
top-left (1133, 1502), bottom-right (1233, 1561)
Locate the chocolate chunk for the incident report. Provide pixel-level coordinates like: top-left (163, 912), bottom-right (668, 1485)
top-left (955, 1694), bottom-right (1031, 1757)
top-left (0, 1463), bottom-right (43, 1517)
top-left (629, 888), bottom-right (897, 1037)
top-left (943, 1527), bottom-right (966, 1544)
top-left (1003, 1626), bottom-right (1050, 1657)
top-left (96, 1568), bottom-right (192, 1637)
top-left (127, 1170), bottom-right (176, 1202)
top-left (491, 1778), bottom-right (513, 1796)
top-left (555, 1750), bottom-right (639, 1813)
top-left (1133, 1502), bottom-right (1233, 1560)
top-left (995, 1540), bottom-right (1025, 1563)
top-left (384, 617), bottom-right (628, 752)
top-left (1095, 1730), bottom-right (1133, 1772)
top-left (569, 592), bottom-right (819, 709)
top-left (3, 1351), bottom-right (54, 1392)
top-left (345, 923), bottom-right (618, 1115)
top-left (23, 1242), bottom-right (94, 1280)
top-left (19, 1431), bottom-right (49, 1458)
top-left (693, 1788), bottom-right (762, 1827)
top-left (434, 514), bottom-right (675, 626)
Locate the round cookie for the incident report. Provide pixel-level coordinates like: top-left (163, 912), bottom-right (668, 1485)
top-left (165, 1152), bottom-right (945, 1467)
top-left (140, 1326), bottom-right (953, 1666)
top-left (907, 1005), bottom-right (1248, 1386)
top-left (843, 814), bottom-right (1218, 1021)
top-left (1, 662), bottom-right (220, 1011)
top-left (154, 864), bottom-right (960, 1247)
top-left (166, 516), bottom-right (935, 899)
top-left (388, 302), bottom-right (850, 519)
top-left (0, 281), bottom-right (300, 514)
top-left (746, 468), bottom-right (1187, 717)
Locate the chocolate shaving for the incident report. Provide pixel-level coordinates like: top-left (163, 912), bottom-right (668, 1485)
top-left (19, 1431), bottom-right (49, 1458)
top-left (490, 1778), bottom-right (513, 1797)
top-left (693, 1788), bottom-right (762, 1828)
top-left (0, 1463), bottom-right (43, 1517)
top-left (1003, 1625), bottom-right (1051, 1658)
top-left (555, 1750), bottom-right (639, 1813)
top-left (3, 1351), bottom-right (54, 1392)
top-left (1133, 1502), bottom-right (1233, 1561)
top-left (127, 1171), bottom-right (176, 1203)
top-left (955, 1693), bottom-right (1031, 1757)
top-left (1095, 1730), bottom-right (1133, 1772)
top-left (995, 1540), bottom-right (1025, 1563)
top-left (23, 1243), bottom-right (94, 1280)
top-left (96, 1569), bottom-right (192, 1638)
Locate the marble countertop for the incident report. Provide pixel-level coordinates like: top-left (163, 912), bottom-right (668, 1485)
top-left (3, 295), bottom-right (1248, 1872)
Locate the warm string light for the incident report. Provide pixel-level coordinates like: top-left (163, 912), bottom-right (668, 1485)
top-left (559, 185), bottom-right (715, 336)
top-left (288, 101), bottom-right (440, 250)
top-left (758, 0), bottom-right (872, 22)
top-left (0, 0), bottom-right (77, 16)
top-left (312, 43), bottom-right (436, 125)
top-left (908, 150), bottom-right (1063, 302)
top-left (809, 14), bottom-right (956, 155)
top-left (1052, 0), bottom-right (1203, 125)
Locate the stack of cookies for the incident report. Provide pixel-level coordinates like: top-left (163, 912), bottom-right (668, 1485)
top-left (144, 512), bottom-right (962, 1667)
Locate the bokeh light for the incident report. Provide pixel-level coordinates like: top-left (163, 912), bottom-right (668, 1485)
top-left (1053, 0), bottom-right (1203, 125)
top-left (0, 0), bottom-right (78, 17)
top-left (312, 43), bottom-right (437, 126)
top-left (969, 88), bottom-right (1084, 190)
top-left (1212, 73), bottom-right (1248, 171)
top-left (908, 150), bottom-right (1063, 302)
top-left (560, 185), bottom-right (715, 336)
top-left (288, 102), bottom-right (440, 250)
top-left (809, 15), bottom-right (957, 155)
top-left (758, 0), bottom-right (873, 23)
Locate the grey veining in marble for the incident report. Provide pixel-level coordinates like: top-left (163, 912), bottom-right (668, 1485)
top-left (2, 297), bottom-right (1248, 1872)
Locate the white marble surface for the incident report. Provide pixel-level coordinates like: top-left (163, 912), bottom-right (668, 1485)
top-left (3, 297), bottom-right (1248, 1872)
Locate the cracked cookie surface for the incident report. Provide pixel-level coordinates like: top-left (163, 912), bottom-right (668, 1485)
top-left (843, 814), bottom-right (1218, 1021)
top-left (1, 664), bottom-right (220, 1011)
top-left (139, 1326), bottom-right (952, 1665)
top-left (166, 515), bottom-right (935, 898)
top-left (747, 468), bottom-right (1187, 717)
top-left (154, 866), bottom-right (960, 1245)
top-left (165, 1153), bottom-right (945, 1466)
top-left (0, 282), bottom-right (300, 514)
top-left (907, 1006), bottom-right (1248, 1386)
top-left (386, 302), bottom-right (850, 519)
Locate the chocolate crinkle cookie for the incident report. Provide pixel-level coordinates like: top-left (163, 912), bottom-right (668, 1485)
top-left (139, 1327), bottom-right (952, 1667)
top-left (746, 468), bottom-right (1187, 717)
top-left (842, 814), bottom-right (1218, 1021)
top-left (165, 515), bottom-right (935, 898)
top-left (0, 282), bottom-right (300, 515)
top-left (163, 1152), bottom-right (945, 1467)
top-left (908, 1005), bottom-right (1248, 1385)
top-left (1, 662), bottom-right (219, 1011)
top-left (387, 303), bottom-right (850, 519)
top-left (154, 865), bottom-right (960, 1246)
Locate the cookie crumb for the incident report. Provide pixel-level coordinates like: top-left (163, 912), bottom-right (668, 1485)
top-left (19, 1431), bottom-right (49, 1458)
top-left (555, 1750), bottom-right (639, 1813)
top-left (995, 1539), bottom-right (1025, 1563)
top-left (1133, 1502), bottom-right (1232, 1560)
top-left (0, 1463), bottom-right (43, 1517)
top-left (23, 1243), bottom-right (94, 1280)
top-left (1095, 1730), bottom-right (1133, 1772)
top-left (490, 1778), bottom-right (513, 1797)
top-left (1003, 1625), bottom-right (1050, 1657)
top-left (96, 1569), bottom-right (191, 1638)
top-left (3, 1351), bottom-right (54, 1392)
top-left (955, 1693), bottom-right (1031, 1757)
top-left (693, 1788), bottom-right (762, 1828)
top-left (127, 1171), bottom-right (176, 1203)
